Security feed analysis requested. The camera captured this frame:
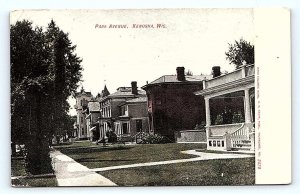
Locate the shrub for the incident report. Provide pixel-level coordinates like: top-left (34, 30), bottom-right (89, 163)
top-left (139, 133), bottom-right (171, 144)
top-left (232, 112), bottom-right (245, 123)
top-left (106, 130), bottom-right (117, 143)
top-left (215, 114), bottom-right (223, 125)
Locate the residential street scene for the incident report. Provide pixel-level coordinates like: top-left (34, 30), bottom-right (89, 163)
top-left (10, 9), bottom-right (255, 186)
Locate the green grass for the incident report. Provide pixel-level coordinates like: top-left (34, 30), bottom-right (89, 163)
top-left (11, 158), bottom-right (27, 177)
top-left (55, 141), bottom-right (207, 169)
top-left (11, 157), bottom-right (58, 187)
top-left (99, 157), bottom-right (255, 186)
top-left (11, 177), bottom-right (58, 187)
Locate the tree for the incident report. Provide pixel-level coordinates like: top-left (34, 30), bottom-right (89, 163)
top-left (225, 38), bottom-right (254, 69)
top-left (11, 20), bottom-right (54, 174)
top-left (11, 20), bottom-right (82, 175)
top-left (186, 69), bottom-right (193, 76)
top-left (45, 20), bottom-right (83, 143)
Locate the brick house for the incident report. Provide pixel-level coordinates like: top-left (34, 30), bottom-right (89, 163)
top-left (142, 67), bottom-right (209, 140)
top-left (98, 82), bottom-right (146, 141)
top-left (115, 96), bottom-right (149, 138)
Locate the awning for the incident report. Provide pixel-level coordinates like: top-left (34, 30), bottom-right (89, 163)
top-left (89, 126), bottom-right (96, 132)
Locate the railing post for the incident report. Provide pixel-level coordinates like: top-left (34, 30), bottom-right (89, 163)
top-left (224, 132), bottom-right (231, 151)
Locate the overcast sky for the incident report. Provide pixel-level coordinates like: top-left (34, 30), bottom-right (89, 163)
top-left (10, 9), bottom-right (254, 115)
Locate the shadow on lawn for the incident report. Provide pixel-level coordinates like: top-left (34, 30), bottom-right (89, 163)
top-left (57, 145), bottom-right (132, 155)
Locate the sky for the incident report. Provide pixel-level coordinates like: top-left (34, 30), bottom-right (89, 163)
top-left (10, 9), bottom-right (254, 115)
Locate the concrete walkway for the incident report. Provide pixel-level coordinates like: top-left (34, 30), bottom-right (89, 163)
top-left (50, 150), bottom-right (117, 186)
top-left (90, 150), bottom-right (254, 172)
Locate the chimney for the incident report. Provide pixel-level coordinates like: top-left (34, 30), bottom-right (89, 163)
top-left (131, 81), bottom-right (138, 95)
top-left (212, 66), bottom-right (221, 78)
top-left (176, 67), bottom-right (185, 81)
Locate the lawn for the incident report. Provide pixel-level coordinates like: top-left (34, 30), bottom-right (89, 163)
top-left (11, 157), bottom-right (58, 187)
top-left (99, 157), bottom-right (255, 186)
top-left (54, 141), bottom-right (207, 169)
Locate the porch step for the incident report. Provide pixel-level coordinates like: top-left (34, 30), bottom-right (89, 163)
top-left (235, 143), bottom-right (251, 147)
top-left (241, 140), bottom-right (251, 143)
top-left (232, 141), bottom-right (251, 151)
top-left (231, 147), bottom-right (251, 151)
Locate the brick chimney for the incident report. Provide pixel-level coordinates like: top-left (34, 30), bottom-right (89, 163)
top-left (131, 81), bottom-right (138, 95)
top-left (176, 67), bottom-right (185, 81)
top-left (212, 66), bottom-right (221, 78)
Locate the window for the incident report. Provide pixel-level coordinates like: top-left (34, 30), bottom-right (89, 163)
top-left (81, 128), bottom-right (84, 135)
top-left (121, 105), bottom-right (128, 116)
top-left (81, 98), bottom-right (85, 106)
top-left (122, 122), bottom-right (129, 134)
top-left (81, 117), bottom-right (83, 122)
top-left (136, 119), bottom-right (142, 132)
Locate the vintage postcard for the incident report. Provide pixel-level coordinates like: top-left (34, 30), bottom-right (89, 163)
top-left (10, 8), bottom-right (291, 186)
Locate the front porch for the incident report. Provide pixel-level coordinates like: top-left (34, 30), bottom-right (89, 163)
top-left (195, 64), bottom-right (255, 152)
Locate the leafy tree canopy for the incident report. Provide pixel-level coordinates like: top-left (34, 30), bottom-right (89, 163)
top-left (11, 19), bottom-right (82, 174)
top-left (225, 38), bottom-right (254, 69)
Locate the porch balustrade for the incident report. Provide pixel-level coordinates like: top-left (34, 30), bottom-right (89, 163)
top-left (230, 123), bottom-right (255, 150)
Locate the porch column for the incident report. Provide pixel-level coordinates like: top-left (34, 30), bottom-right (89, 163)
top-left (244, 88), bottom-right (251, 123)
top-left (205, 97), bottom-right (211, 127)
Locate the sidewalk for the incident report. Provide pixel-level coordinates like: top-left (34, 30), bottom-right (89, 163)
top-left (90, 149), bottom-right (254, 172)
top-left (50, 150), bottom-right (116, 186)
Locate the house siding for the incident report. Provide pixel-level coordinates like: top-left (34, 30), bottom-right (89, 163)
top-left (145, 83), bottom-right (205, 140)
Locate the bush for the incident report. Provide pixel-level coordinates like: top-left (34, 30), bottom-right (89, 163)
top-left (106, 130), bottom-right (117, 143)
top-left (139, 133), bottom-right (171, 144)
top-left (232, 112), bottom-right (245, 123)
top-left (215, 114), bottom-right (223, 125)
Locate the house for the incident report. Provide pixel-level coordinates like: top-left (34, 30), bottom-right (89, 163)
top-left (114, 96), bottom-right (149, 138)
top-left (142, 67), bottom-right (210, 141)
top-left (98, 82), bottom-right (146, 141)
top-left (194, 64), bottom-right (255, 151)
top-left (84, 101), bottom-right (101, 141)
top-left (74, 87), bottom-right (93, 139)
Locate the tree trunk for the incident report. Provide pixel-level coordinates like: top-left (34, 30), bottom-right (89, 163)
top-left (24, 95), bottom-right (53, 175)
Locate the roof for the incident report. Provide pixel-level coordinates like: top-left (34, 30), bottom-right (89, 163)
top-left (142, 74), bottom-right (211, 89)
top-left (194, 64), bottom-right (255, 97)
top-left (102, 85), bottom-right (110, 97)
top-left (108, 90), bottom-right (146, 98)
top-left (88, 101), bottom-right (100, 112)
top-left (75, 87), bottom-right (92, 97)
top-left (126, 96), bottom-right (147, 103)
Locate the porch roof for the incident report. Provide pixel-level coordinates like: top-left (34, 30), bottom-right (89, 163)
top-left (194, 75), bottom-right (254, 97)
top-left (195, 64), bottom-right (255, 97)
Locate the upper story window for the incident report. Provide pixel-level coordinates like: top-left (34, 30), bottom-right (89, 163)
top-left (121, 105), bottom-right (128, 116)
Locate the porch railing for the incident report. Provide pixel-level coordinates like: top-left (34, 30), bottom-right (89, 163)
top-left (230, 123), bottom-right (254, 148)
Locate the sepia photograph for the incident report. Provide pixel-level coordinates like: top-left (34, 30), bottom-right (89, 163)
top-left (10, 8), bottom-right (261, 187)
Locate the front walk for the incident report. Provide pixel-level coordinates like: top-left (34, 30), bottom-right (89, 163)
top-left (90, 149), bottom-right (254, 172)
top-left (50, 150), bottom-right (117, 186)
